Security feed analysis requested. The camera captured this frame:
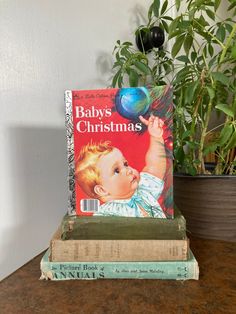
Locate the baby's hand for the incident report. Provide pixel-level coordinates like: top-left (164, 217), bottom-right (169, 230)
top-left (139, 115), bottom-right (164, 139)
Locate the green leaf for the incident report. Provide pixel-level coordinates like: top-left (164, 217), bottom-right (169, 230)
top-left (168, 29), bottom-right (184, 40)
top-left (111, 70), bottom-right (121, 88)
top-left (175, 0), bottom-right (181, 11)
top-left (128, 69), bottom-right (139, 87)
top-left (184, 34), bottom-right (193, 55)
top-left (182, 130), bottom-right (191, 140)
top-left (218, 124), bottom-right (234, 145)
top-left (231, 45), bottom-right (236, 59)
top-left (134, 61), bottom-right (150, 75)
top-left (168, 17), bottom-right (180, 34)
top-left (208, 44), bottom-right (214, 57)
top-left (190, 51), bottom-right (197, 63)
top-left (123, 41), bottom-right (133, 47)
top-left (185, 81), bottom-right (199, 104)
top-left (153, 0), bottom-right (160, 17)
top-left (148, 3), bottom-right (154, 20)
top-left (162, 16), bottom-right (173, 21)
top-left (120, 47), bottom-right (131, 58)
top-left (226, 132), bottom-right (236, 150)
top-left (225, 23), bottom-right (233, 34)
top-left (228, 1), bottom-right (236, 11)
top-left (214, 0), bottom-right (221, 11)
top-left (205, 9), bottom-right (215, 21)
top-left (203, 143), bottom-right (218, 156)
top-left (161, 0), bottom-right (168, 15)
top-left (171, 34), bottom-right (185, 58)
top-left (212, 72), bottom-right (230, 86)
top-left (215, 103), bottom-right (234, 118)
top-left (161, 20), bottom-right (169, 33)
top-left (216, 25), bottom-right (226, 42)
top-left (176, 55), bottom-right (190, 63)
top-left (206, 86), bottom-right (215, 100)
top-left (175, 147), bottom-right (185, 163)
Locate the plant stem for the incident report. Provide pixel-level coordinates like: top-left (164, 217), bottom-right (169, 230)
top-left (193, 18), bottom-right (225, 50)
top-left (219, 23), bottom-right (236, 64)
top-left (198, 100), bottom-right (213, 174)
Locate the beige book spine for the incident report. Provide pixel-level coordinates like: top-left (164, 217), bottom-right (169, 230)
top-left (50, 229), bottom-right (189, 262)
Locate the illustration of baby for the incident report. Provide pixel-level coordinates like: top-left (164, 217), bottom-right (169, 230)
top-left (75, 115), bottom-right (167, 218)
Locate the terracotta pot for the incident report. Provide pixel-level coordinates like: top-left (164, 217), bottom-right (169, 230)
top-left (174, 174), bottom-right (236, 242)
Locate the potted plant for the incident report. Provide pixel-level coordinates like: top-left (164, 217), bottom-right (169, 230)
top-left (110, 0), bottom-right (236, 241)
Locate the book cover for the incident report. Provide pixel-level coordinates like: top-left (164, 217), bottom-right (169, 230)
top-left (61, 207), bottom-right (186, 240)
top-left (50, 227), bottom-right (189, 262)
top-left (65, 86), bottom-right (173, 218)
top-left (40, 249), bottom-right (199, 280)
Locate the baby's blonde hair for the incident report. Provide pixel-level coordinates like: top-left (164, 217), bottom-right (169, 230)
top-left (75, 141), bottom-right (113, 198)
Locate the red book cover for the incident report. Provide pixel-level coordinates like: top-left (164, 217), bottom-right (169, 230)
top-left (65, 86), bottom-right (173, 218)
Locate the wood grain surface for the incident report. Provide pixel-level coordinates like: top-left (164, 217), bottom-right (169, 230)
top-left (0, 236), bottom-right (235, 314)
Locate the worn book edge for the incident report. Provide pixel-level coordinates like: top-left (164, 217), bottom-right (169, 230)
top-left (40, 248), bottom-right (199, 281)
top-left (50, 227), bottom-right (189, 262)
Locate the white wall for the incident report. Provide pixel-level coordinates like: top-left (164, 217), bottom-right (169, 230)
top-left (0, 0), bottom-right (151, 280)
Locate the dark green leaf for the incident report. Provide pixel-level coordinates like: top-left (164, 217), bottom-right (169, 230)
top-left (175, 0), bottom-right (181, 11)
top-left (226, 132), bottom-right (236, 150)
top-left (225, 23), bottom-right (233, 34)
top-left (185, 81), bottom-right (199, 104)
top-left (111, 70), bottom-right (121, 87)
top-left (206, 86), bottom-right (215, 100)
top-left (212, 72), bottom-right (230, 85)
top-left (205, 9), bottom-right (215, 21)
top-left (228, 1), bottom-right (236, 11)
top-left (161, 0), bottom-right (168, 15)
top-left (148, 3), bottom-right (154, 20)
top-left (129, 69), bottom-right (139, 87)
top-left (215, 103), bottom-right (234, 118)
top-left (231, 46), bottom-right (236, 59)
top-left (134, 61), bottom-right (150, 75)
top-left (208, 44), bottom-right (214, 57)
top-left (175, 147), bottom-right (185, 163)
top-left (182, 130), bottom-right (191, 140)
top-left (123, 41), bottom-right (133, 46)
top-left (214, 0), bottom-right (221, 11)
top-left (190, 51), bottom-right (197, 63)
top-left (203, 143), bottom-right (218, 156)
top-left (168, 29), bottom-right (184, 40)
top-left (153, 0), bottom-right (160, 17)
top-left (184, 34), bottom-right (193, 55)
top-left (218, 124), bottom-right (234, 145)
top-left (216, 25), bottom-right (226, 42)
top-left (161, 16), bottom-right (173, 21)
top-left (176, 55), bottom-right (190, 63)
top-left (198, 15), bottom-right (210, 27)
top-left (161, 20), bottom-right (169, 33)
top-left (171, 34), bottom-right (185, 58)
top-left (120, 47), bottom-right (131, 58)
top-left (168, 17), bottom-right (180, 34)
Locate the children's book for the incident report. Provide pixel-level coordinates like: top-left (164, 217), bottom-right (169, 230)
top-left (40, 248), bottom-right (199, 281)
top-left (65, 86), bottom-right (173, 218)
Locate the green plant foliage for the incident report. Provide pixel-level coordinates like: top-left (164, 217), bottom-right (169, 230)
top-left (110, 0), bottom-right (236, 175)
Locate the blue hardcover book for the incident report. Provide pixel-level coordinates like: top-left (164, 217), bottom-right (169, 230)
top-left (40, 249), bottom-right (199, 280)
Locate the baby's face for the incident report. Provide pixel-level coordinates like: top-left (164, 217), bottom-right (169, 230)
top-left (96, 148), bottom-right (140, 200)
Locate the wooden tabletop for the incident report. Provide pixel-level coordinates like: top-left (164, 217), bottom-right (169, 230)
top-left (0, 236), bottom-right (236, 314)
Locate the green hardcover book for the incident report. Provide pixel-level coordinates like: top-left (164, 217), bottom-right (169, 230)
top-left (61, 207), bottom-right (186, 240)
top-left (40, 249), bottom-right (199, 280)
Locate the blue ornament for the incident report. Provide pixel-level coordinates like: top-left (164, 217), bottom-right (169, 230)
top-left (115, 87), bottom-right (151, 120)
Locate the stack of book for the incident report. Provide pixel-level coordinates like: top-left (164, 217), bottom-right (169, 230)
top-left (40, 86), bottom-right (199, 280)
top-left (40, 208), bottom-right (199, 280)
